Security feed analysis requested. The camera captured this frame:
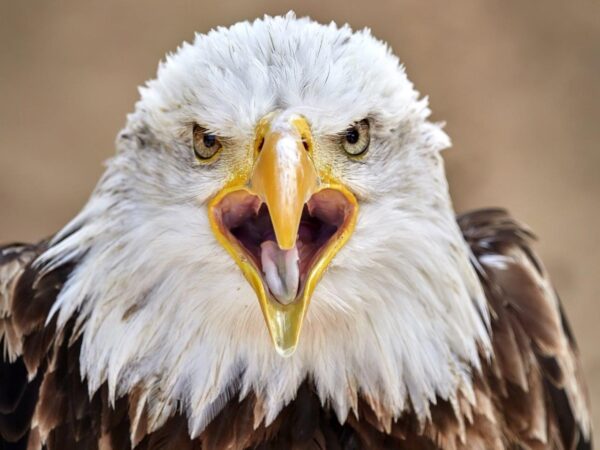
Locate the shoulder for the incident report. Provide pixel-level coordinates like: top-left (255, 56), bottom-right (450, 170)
top-left (1, 242), bottom-right (46, 448)
top-left (458, 208), bottom-right (592, 449)
top-left (1, 242), bottom-right (46, 360)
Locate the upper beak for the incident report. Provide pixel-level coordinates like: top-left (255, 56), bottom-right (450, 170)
top-left (250, 120), bottom-right (318, 250)
top-left (208, 113), bottom-right (358, 356)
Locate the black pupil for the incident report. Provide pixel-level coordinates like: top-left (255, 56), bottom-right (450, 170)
top-left (203, 133), bottom-right (216, 148)
top-left (345, 127), bottom-right (359, 144)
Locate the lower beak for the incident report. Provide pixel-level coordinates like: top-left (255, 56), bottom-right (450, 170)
top-left (209, 115), bottom-right (358, 356)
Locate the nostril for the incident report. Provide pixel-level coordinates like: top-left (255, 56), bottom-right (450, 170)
top-left (257, 136), bottom-right (265, 152)
top-left (301, 137), bottom-right (310, 151)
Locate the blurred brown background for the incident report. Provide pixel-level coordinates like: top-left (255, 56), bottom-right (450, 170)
top-left (1, 0), bottom-right (598, 433)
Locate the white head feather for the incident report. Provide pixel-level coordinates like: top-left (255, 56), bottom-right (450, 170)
top-left (39, 13), bottom-right (490, 436)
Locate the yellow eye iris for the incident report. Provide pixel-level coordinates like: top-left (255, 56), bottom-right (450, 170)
top-left (342, 119), bottom-right (370, 156)
top-left (193, 124), bottom-right (222, 161)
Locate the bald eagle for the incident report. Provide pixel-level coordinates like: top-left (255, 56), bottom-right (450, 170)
top-left (0, 13), bottom-right (592, 450)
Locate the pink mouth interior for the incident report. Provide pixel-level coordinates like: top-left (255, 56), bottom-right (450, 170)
top-left (213, 189), bottom-right (352, 303)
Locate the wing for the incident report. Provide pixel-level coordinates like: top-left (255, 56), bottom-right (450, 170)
top-left (458, 209), bottom-right (592, 450)
top-left (0, 243), bottom-right (44, 450)
top-left (0, 243), bottom-right (125, 450)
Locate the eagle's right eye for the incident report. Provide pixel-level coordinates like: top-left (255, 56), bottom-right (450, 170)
top-left (193, 124), bottom-right (222, 161)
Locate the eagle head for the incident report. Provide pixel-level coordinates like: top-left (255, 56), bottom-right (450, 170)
top-left (41, 13), bottom-right (489, 432)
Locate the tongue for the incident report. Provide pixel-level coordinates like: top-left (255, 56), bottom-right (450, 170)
top-left (260, 240), bottom-right (300, 305)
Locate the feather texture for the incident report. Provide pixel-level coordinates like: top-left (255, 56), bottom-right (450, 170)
top-left (0, 209), bottom-right (591, 449)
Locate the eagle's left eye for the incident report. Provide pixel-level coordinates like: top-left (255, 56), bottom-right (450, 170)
top-left (342, 119), bottom-right (370, 156)
top-left (193, 124), bottom-right (222, 161)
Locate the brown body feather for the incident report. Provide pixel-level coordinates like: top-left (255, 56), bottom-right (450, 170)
top-left (0, 210), bottom-right (592, 449)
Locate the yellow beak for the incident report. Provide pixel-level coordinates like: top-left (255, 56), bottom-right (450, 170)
top-left (208, 114), bottom-right (358, 356)
top-left (250, 123), bottom-right (318, 250)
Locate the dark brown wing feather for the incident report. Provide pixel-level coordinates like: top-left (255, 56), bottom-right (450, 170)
top-left (0, 209), bottom-right (592, 449)
top-left (1, 243), bottom-right (44, 450)
top-left (458, 208), bottom-right (592, 450)
top-left (0, 243), bottom-right (108, 450)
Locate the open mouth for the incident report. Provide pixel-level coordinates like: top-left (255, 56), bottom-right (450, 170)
top-left (211, 188), bottom-right (354, 306)
top-left (207, 112), bottom-right (360, 355)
